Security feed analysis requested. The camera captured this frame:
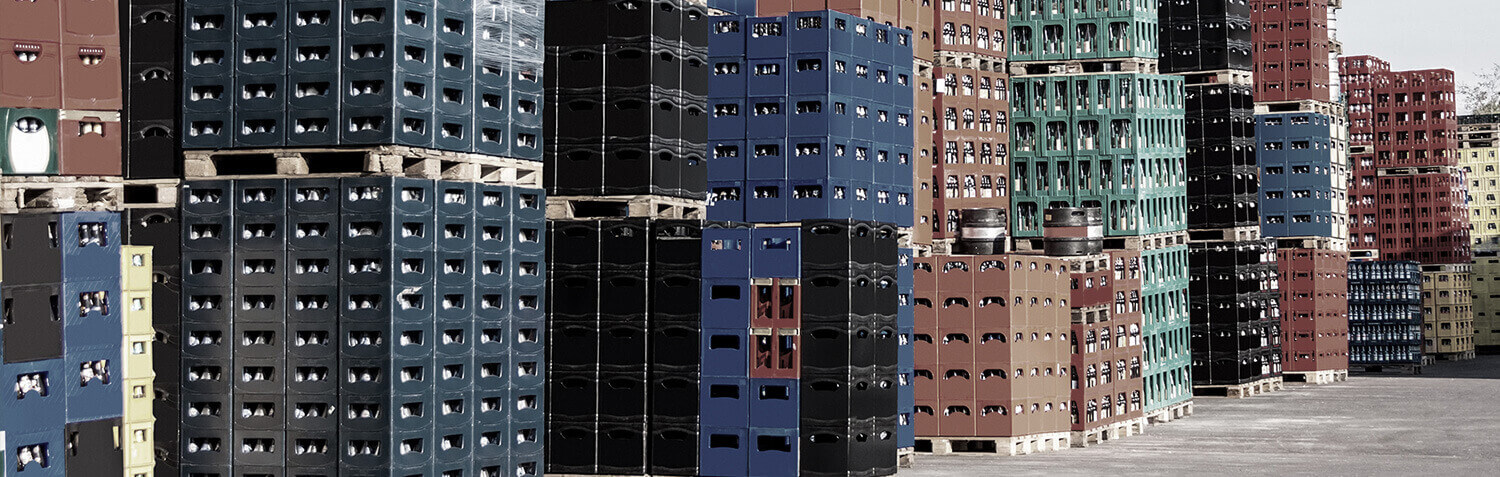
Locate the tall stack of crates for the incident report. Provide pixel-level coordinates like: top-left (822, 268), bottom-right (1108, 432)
top-left (1457, 114), bottom-right (1500, 353)
top-left (702, 11), bottom-right (912, 475)
top-left (1338, 55), bottom-right (1471, 360)
top-left (121, 245), bottom-right (157, 477)
top-left (1009, 0), bottom-right (1191, 422)
top-left (122, 0), bottom-right (180, 179)
top-left (545, 218), bottom-right (710, 476)
top-left (925, 0), bottom-right (1008, 240)
top-left (178, 0), bottom-right (544, 156)
top-left (1419, 264), bottom-right (1475, 360)
top-left (120, 203), bottom-right (183, 477)
top-left (0, 0), bottom-right (124, 176)
top-left (540, 0), bottom-right (711, 474)
top-left (1250, 0), bottom-right (1350, 383)
top-left (542, 0), bottom-right (709, 200)
top-left (1274, 245), bottom-right (1349, 383)
top-left (0, 212), bottom-right (129, 476)
top-left (1249, 0), bottom-right (1334, 103)
top-left (1062, 251), bottom-right (1146, 446)
top-left (1347, 260), bottom-right (1423, 370)
top-left (748, 0), bottom-right (937, 247)
top-left (910, 253), bottom-right (1073, 452)
top-left (705, 12), bottom-right (914, 226)
top-left (176, 179), bottom-right (546, 477)
top-left (1187, 239), bottom-right (1282, 388)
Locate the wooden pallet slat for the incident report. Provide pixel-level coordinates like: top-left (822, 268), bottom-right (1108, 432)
top-left (181, 145), bottom-right (543, 187)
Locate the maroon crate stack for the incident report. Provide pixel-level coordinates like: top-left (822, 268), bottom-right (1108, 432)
top-left (912, 254), bottom-right (1073, 446)
top-left (1066, 250), bottom-right (1146, 443)
top-left (1340, 56), bottom-right (1468, 264)
top-left (1250, 0), bottom-right (1334, 103)
top-left (1276, 247), bottom-right (1349, 373)
top-left (928, 1), bottom-right (1009, 241)
top-left (0, 0), bottom-right (123, 175)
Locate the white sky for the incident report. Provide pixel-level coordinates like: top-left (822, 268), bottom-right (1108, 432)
top-left (1337, 0), bottom-right (1500, 113)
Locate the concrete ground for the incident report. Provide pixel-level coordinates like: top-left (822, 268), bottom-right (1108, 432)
top-left (907, 355), bottom-right (1500, 475)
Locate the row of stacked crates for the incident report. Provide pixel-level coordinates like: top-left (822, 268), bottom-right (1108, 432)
top-left (1007, 73), bottom-right (1187, 238)
top-left (545, 218), bottom-right (707, 476)
top-left (1258, 112), bottom-right (1347, 239)
top-left (176, 178), bottom-right (545, 477)
top-left (0, 0), bottom-right (124, 176)
top-left (122, 0), bottom-right (183, 179)
top-left (706, 11), bottom-right (915, 225)
top-left (1158, 0), bottom-right (1252, 73)
top-left (0, 212), bottom-right (128, 476)
top-left (910, 253), bottom-right (1074, 440)
top-left (1188, 239), bottom-right (1283, 385)
top-left (543, 0), bottom-right (711, 200)
top-left (1347, 260), bottom-right (1423, 365)
top-left (699, 219), bottom-right (904, 477)
top-left (119, 206), bottom-right (186, 475)
top-left (178, 0), bottom-right (545, 157)
top-left (1184, 83), bottom-right (1259, 230)
top-left (1006, 0), bottom-right (1160, 64)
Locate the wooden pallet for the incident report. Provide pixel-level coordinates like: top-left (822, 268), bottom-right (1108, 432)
top-left (546, 195), bottom-right (706, 220)
top-left (0, 176), bottom-right (124, 213)
top-left (1435, 350), bottom-right (1477, 361)
top-left (1253, 99), bottom-right (1345, 117)
top-left (1353, 364), bottom-right (1423, 375)
top-left (182, 145), bottom-right (543, 187)
top-left (1072, 417), bottom-right (1147, 448)
top-left (1283, 369), bottom-right (1349, 385)
top-left (1275, 236), bottom-right (1349, 252)
top-left (1144, 400), bottom-right (1195, 425)
top-left (1180, 69), bottom-right (1254, 86)
top-left (916, 432), bottom-right (1072, 456)
top-left (121, 178), bottom-right (180, 209)
top-left (1377, 165), bottom-right (1463, 177)
top-left (936, 51), bottom-right (1006, 72)
top-left (1187, 226), bottom-right (1261, 243)
top-left (898, 447), bottom-right (917, 468)
top-left (1011, 57), bottom-right (1158, 76)
top-left (1193, 376), bottom-right (1284, 398)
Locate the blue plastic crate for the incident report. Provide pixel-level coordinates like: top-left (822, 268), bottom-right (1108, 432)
top-left (709, 98), bottom-right (749, 142)
top-left (745, 16), bottom-right (789, 59)
top-left (702, 328), bottom-right (750, 377)
top-left (748, 378), bottom-right (798, 428)
top-left (709, 140), bottom-right (748, 181)
top-left (748, 427), bottom-right (798, 477)
top-left (700, 426), bottom-right (749, 477)
top-left (700, 376), bottom-right (750, 428)
top-left (702, 228), bottom-right (752, 277)
top-left (750, 226), bottom-right (800, 278)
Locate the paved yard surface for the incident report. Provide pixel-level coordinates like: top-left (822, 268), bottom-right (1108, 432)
top-left (907, 356), bottom-right (1500, 475)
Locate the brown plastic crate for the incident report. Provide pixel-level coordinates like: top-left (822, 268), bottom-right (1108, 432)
top-left (59, 113), bottom-right (122, 175)
top-left (61, 0), bottom-right (120, 45)
top-left (0, 0), bottom-right (61, 43)
top-left (62, 44), bottom-right (122, 111)
top-left (0, 39), bottom-right (63, 109)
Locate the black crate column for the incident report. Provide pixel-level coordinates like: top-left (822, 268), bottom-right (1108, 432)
top-left (541, 0), bottom-right (712, 475)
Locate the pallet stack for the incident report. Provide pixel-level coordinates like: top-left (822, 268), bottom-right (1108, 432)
top-left (1457, 114), bottom-right (1500, 354)
top-left (1244, 0), bottom-right (1351, 386)
top-left (1347, 260), bottom-right (1423, 372)
top-left (1338, 54), bottom-right (1472, 362)
top-left (541, 0), bottom-right (713, 475)
top-left (701, 10), bottom-right (913, 475)
top-left (1063, 245), bottom-right (1147, 446)
top-left (1007, 0), bottom-right (1192, 426)
top-left (1159, 0), bottom-right (1283, 396)
top-left (0, 0), bottom-right (144, 474)
top-left (0, 213), bottom-right (135, 475)
top-left (170, 0), bottom-right (549, 475)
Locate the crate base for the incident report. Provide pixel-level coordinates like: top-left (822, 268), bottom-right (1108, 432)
top-left (1144, 400), bottom-right (1195, 425)
top-left (0, 175), bottom-right (124, 213)
top-left (1071, 417), bottom-right (1147, 448)
top-left (546, 194), bottom-right (706, 220)
top-left (898, 447), bottom-right (916, 468)
top-left (1193, 376), bottom-right (1284, 398)
top-left (1010, 58), bottom-right (1158, 76)
top-left (915, 432), bottom-right (1072, 456)
top-left (1282, 369), bottom-right (1349, 385)
top-left (182, 145), bottom-right (542, 187)
top-left (1353, 364), bottom-right (1423, 375)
